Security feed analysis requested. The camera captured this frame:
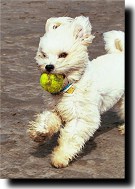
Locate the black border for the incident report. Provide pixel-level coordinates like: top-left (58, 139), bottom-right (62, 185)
top-left (124, 7), bottom-right (133, 186)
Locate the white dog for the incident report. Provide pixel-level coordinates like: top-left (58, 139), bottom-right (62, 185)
top-left (28, 16), bottom-right (124, 168)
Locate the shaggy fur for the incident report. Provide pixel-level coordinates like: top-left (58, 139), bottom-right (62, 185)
top-left (28, 16), bottom-right (125, 168)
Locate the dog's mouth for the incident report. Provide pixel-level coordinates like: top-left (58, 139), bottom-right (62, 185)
top-left (37, 64), bottom-right (66, 77)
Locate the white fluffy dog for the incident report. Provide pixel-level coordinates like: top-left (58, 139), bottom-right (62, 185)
top-left (28, 16), bottom-right (124, 168)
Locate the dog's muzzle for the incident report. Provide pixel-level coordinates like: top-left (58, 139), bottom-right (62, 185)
top-left (45, 64), bottom-right (55, 72)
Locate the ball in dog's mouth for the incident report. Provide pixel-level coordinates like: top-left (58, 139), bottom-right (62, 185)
top-left (40, 73), bottom-right (65, 94)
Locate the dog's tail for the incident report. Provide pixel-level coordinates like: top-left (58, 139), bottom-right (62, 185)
top-left (103, 30), bottom-right (124, 54)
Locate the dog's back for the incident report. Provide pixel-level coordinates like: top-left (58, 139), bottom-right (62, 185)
top-left (86, 30), bottom-right (124, 113)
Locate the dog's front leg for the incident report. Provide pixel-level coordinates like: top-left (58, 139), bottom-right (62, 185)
top-left (27, 110), bottom-right (62, 142)
top-left (51, 113), bottom-right (100, 168)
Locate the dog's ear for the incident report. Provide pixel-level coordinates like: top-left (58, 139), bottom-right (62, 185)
top-left (45, 17), bottom-right (61, 32)
top-left (45, 17), bottom-right (73, 32)
top-left (73, 16), bottom-right (95, 46)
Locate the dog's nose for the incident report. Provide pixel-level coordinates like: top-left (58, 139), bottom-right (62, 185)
top-left (45, 64), bottom-right (54, 72)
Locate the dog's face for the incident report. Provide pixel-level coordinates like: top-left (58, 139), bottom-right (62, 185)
top-left (35, 16), bottom-right (94, 82)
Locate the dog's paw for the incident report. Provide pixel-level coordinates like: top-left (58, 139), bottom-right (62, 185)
top-left (27, 121), bottom-right (52, 143)
top-left (51, 156), bottom-right (69, 168)
top-left (118, 124), bottom-right (125, 135)
top-left (51, 147), bottom-right (69, 168)
top-left (27, 129), bottom-right (50, 143)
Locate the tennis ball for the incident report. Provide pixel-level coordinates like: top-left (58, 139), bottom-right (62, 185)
top-left (40, 73), bottom-right (64, 93)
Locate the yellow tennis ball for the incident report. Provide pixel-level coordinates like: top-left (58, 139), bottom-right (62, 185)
top-left (40, 73), bottom-right (64, 93)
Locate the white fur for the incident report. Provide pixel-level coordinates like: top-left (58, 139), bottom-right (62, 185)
top-left (103, 30), bottom-right (124, 53)
top-left (28, 16), bottom-right (125, 168)
top-left (45, 17), bottom-right (73, 32)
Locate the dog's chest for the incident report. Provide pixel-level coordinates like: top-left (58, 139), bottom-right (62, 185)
top-left (56, 93), bottom-right (76, 122)
top-left (56, 89), bottom-right (93, 122)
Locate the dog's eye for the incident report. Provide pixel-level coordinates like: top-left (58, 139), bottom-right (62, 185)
top-left (41, 52), bottom-right (47, 58)
top-left (53, 25), bottom-right (58, 29)
top-left (58, 52), bottom-right (68, 58)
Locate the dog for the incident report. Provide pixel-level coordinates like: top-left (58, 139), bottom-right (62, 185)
top-left (28, 16), bottom-right (124, 168)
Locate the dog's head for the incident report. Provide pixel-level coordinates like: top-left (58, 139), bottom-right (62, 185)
top-left (35, 16), bottom-right (95, 82)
